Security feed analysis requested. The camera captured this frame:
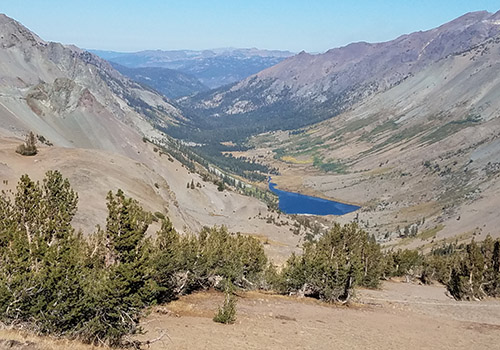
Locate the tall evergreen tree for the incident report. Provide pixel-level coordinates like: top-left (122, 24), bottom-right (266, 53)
top-left (40, 170), bottom-right (78, 243)
top-left (0, 171), bottom-right (87, 335)
top-left (83, 189), bottom-right (152, 345)
top-left (153, 218), bottom-right (180, 295)
top-left (447, 240), bottom-right (485, 300)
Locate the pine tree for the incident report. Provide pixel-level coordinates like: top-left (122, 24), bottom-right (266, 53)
top-left (151, 217), bottom-right (183, 302)
top-left (0, 191), bottom-right (15, 249)
top-left (13, 174), bottom-right (44, 271)
top-left (16, 131), bottom-right (38, 156)
top-left (361, 234), bottom-right (384, 288)
top-left (213, 281), bottom-right (237, 324)
top-left (40, 170), bottom-right (78, 243)
top-left (36, 171), bottom-right (84, 334)
top-left (217, 181), bottom-right (225, 192)
top-left (446, 240), bottom-right (485, 300)
top-left (0, 171), bottom-right (87, 335)
top-left (84, 189), bottom-right (152, 345)
top-left (278, 223), bottom-right (382, 302)
top-left (481, 235), bottom-right (496, 296)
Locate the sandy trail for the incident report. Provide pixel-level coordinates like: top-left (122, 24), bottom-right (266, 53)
top-left (135, 281), bottom-right (500, 350)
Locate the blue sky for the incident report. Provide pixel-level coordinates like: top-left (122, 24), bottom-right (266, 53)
top-left (2, 1), bottom-right (499, 53)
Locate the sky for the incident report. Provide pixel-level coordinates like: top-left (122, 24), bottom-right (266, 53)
top-left (2, 1), bottom-right (500, 53)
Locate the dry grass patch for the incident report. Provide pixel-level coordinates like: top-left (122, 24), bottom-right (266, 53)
top-left (0, 329), bottom-right (106, 350)
top-left (399, 201), bottom-right (441, 218)
top-left (247, 233), bottom-right (288, 247)
top-left (281, 155), bottom-right (313, 164)
top-left (163, 290), bottom-right (224, 318)
top-left (418, 224), bottom-right (444, 241)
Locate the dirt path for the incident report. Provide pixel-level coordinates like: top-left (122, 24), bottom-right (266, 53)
top-left (358, 280), bottom-right (500, 327)
top-left (135, 281), bottom-right (500, 350)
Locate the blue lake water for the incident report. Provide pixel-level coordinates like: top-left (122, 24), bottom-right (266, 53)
top-left (268, 178), bottom-right (360, 216)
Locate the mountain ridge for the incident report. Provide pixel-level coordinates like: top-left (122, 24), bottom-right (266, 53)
top-left (0, 12), bottom-right (186, 158)
top-left (0, 14), bottom-right (297, 252)
top-left (247, 29), bottom-right (500, 248)
top-left (91, 48), bottom-right (294, 89)
top-left (110, 62), bottom-right (209, 98)
top-left (176, 10), bottom-right (500, 142)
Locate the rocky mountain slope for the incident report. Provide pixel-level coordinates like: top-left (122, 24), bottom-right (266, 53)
top-left (92, 48), bottom-right (294, 89)
top-left (0, 13), bottom-right (185, 158)
top-left (249, 31), bottom-right (500, 248)
top-left (111, 62), bottom-right (209, 98)
top-left (178, 11), bottom-right (500, 142)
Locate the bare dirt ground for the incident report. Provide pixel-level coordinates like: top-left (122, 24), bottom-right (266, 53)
top-left (2, 121), bottom-right (500, 349)
top-left (133, 281), bottom-right (500, 350)
top-left (1, 281), bottom-right (499, 349)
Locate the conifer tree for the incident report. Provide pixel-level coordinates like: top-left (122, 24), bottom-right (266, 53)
top-left (481, 235), bottom-right (497, 296)
top-left (447, 240), bottom-right (485, 300)
top-left (40, 170), bottom-right (78, 243)
top-left (36, 171), bottom-right (83, 334)
top-left (0, 171), bottom-right (86, 335)
top-left (84, 189), bottom-right (152, 345)
top-left (13, 174), bottom-right (44, 271)
top-left (15, 131), bottom-right (38, 156)
top-left (278, 223), bottom-right (382, 302)
top-left (213, 280), bottom-right (237, 324)
top-left (0, 191), bottom-right (15, 249)
top-left (104, 189), bottom-right (150, 266)
top-left (151, 217), bottom-right (183, 302)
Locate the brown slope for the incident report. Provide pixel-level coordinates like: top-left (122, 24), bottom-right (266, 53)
top-left (0, 134), bottom-right (300, 262)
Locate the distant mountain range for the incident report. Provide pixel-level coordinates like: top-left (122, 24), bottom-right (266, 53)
top-left (90, 48), bottom-right (294, 89)
top-left (110, 62), bottom-right (209, 98)
top-left (0, 13), bottom-right (276, 237)
top-left (175, 10), bottom-right (500, 143)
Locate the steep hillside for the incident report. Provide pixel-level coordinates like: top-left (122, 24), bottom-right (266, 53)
top-left (248, 33), bottom-right (500, 248)
top-left (92, 48), bottom-right (294, 89)
top-left (0, 133), bottom-right (301, 262)
top-left (0, 13), bottom-right (184, 158)
top-left (0, 14), bottom-right (303, 260)
top-left (177, 11), bottom-right (500, 142)
top-left (111, 62), bottom-right (209, 98)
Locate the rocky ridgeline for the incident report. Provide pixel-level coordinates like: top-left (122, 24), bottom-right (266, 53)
top-left (178, 11), bottom-right (500, 140)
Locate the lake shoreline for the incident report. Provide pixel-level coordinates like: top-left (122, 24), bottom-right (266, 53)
top-left (268, 177), bottom-right (360, 216)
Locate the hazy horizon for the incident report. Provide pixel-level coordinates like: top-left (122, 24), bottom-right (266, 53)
top-left (2, 1), bottom-right (500, 53)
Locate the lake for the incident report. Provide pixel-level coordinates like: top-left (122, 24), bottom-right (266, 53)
top-left (268, 178), bottom-right (360, 215)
